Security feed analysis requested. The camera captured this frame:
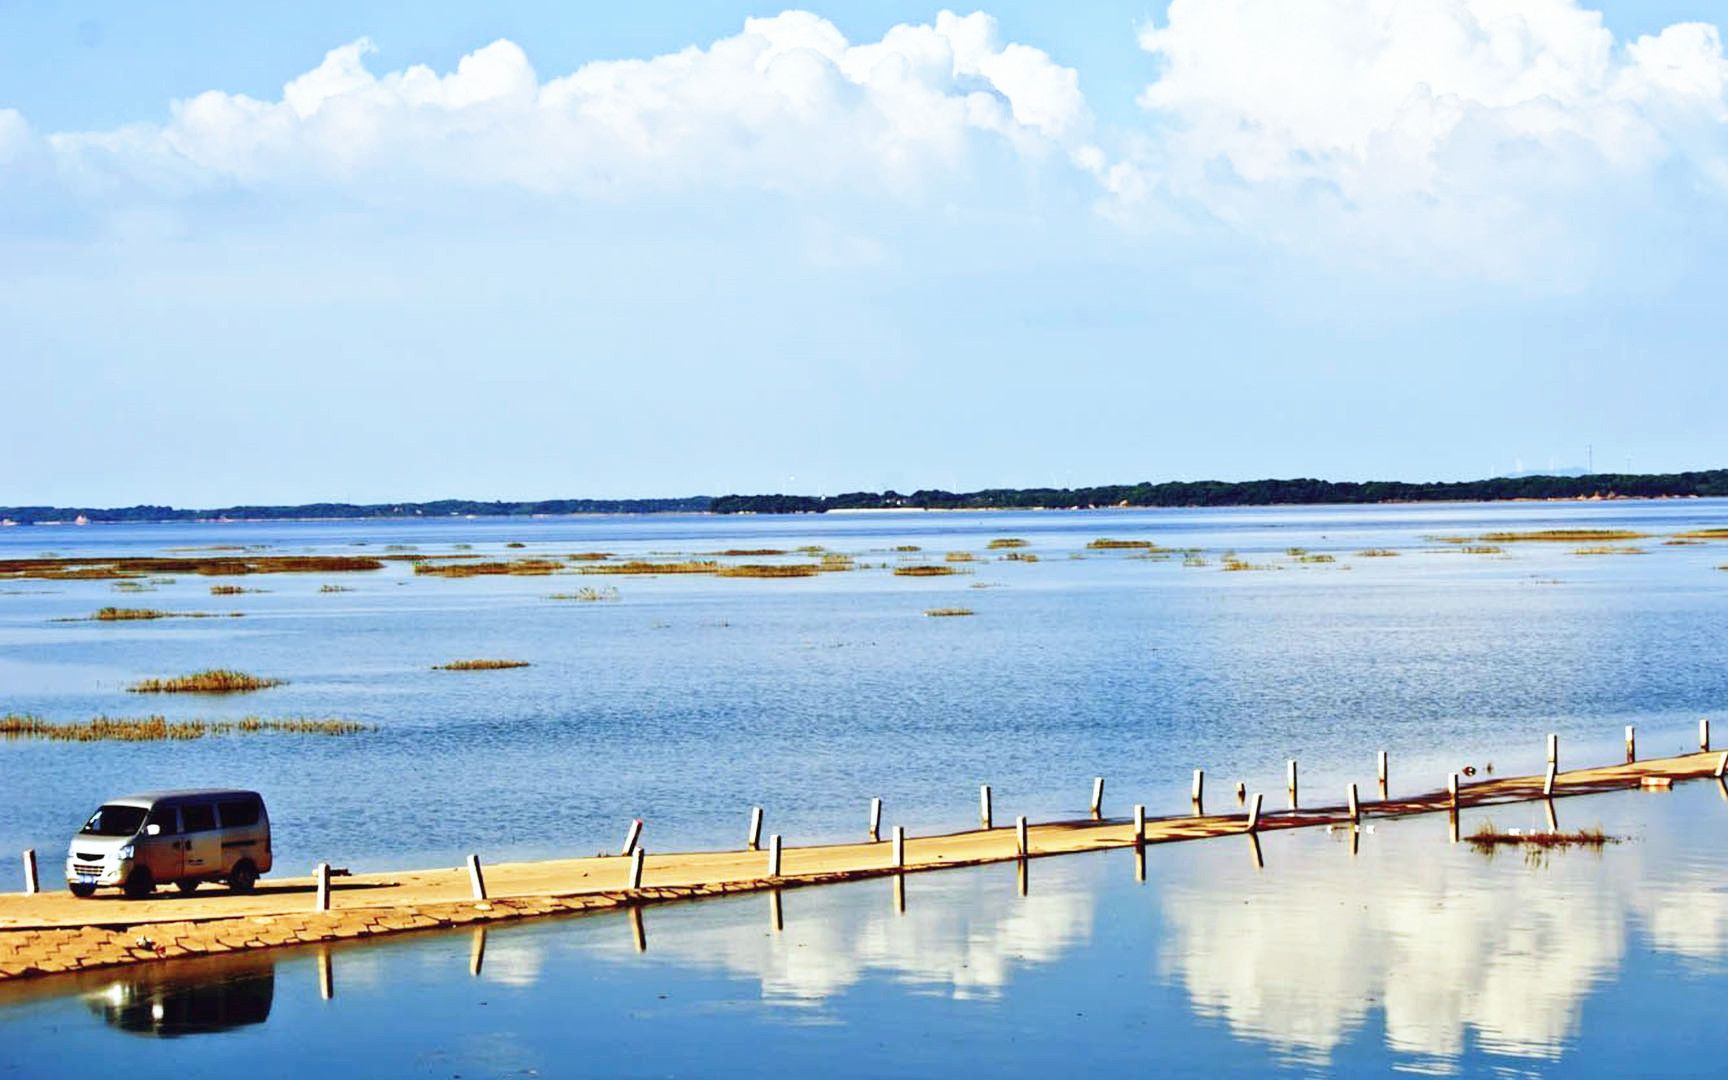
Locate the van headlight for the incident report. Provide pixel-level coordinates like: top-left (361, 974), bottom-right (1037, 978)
top-left (116, 845), bottom-right (134, 861)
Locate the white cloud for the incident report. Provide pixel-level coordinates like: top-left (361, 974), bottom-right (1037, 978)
top-left (1120, 0), bottom-right (1728, 280)
top-left (42, 11), bottom-right (1093, 201)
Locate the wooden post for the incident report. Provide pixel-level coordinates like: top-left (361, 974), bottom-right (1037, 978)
top-left (747, 807), bottom-right (763, 851)
top-left (1543, 762), bottom-right (1558, 798)
top-left (768, 834), bottom-right (783, 877)
top-left (629, 846), bottom-right (645, 889)
top-left (1715, 751), bottom-right (1726, 779)
top-left (1347, 783), bottom-right (1360, 824)
top-left (1626, 725), bottom-right (1637, 762)
top-left (1246, 793), bottom-right (1263, 833)
top-left (979, 784), bottom-right (993, 829)
top-left (1703, 717), bottom-right (1712, 752)
top-left (869, 798), bottom-right (882, 842)
top-left (1015, 815), bottom-right (1029, 857)
top-left (1547, 733), bottom-right (1559, 766)
top-left (21, 849), bottom-right (38, 895)
top-left (621, 818), bottom-right (643, 857)
top-left (1448, 773), bottom-right (1460, 809)
top-left (891, 826), bottom-right (905, 869)
top-left (1287, 760), bottom-right (1298, 807)
top-left (469, 928), bottom-right (486, 977)
top-left (1235, 781), bottom-right (1246, 804)
top-left (1191, 769), bottom-right (1205, 805)
top-left (467, 854), bottom-right (488, 901)
top-left (314, 862), bottom-right (331, 912)
top-left (1090, 776), bottom-right (1105, 818)
top-left (1133, 803), bottom-right (1146, 845)
top-left (1377, 750), bottom-right (1388, 789)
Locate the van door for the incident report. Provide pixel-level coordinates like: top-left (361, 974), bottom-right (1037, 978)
top-left (139, 805), bottom-right (182, 883)
top-left (179, 802), bottom-right (221, 880)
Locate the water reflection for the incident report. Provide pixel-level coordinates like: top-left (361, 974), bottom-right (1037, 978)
top-left (84, 959), bottom-right (273, 1037)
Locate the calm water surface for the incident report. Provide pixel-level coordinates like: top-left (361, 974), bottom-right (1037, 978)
top-left (2, 501), bottom-right (1727, 870)
top-left (1, 780), bottom-right (1724, 1077)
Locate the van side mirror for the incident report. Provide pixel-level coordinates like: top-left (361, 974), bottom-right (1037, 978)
top-left (145, 824), bottom-right (161, 836)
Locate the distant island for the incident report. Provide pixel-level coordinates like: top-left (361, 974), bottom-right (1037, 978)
top-left (4, 469), bottom-right (1726, 526)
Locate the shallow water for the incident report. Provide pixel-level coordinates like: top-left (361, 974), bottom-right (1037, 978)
top-left (2, 780), bottom-right (1724, 1077)
top-left (2, 500), bottom-right (1727, 875)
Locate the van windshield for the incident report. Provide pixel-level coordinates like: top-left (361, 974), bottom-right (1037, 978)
top-left (80, 805), bottom-right (149, 837)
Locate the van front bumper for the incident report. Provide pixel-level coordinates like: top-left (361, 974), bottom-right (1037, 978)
top-left (66, 856), bottom-right (130, 887)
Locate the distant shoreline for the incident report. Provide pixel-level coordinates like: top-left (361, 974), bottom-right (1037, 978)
top-left (4, 470), bottom-right (1724, 526)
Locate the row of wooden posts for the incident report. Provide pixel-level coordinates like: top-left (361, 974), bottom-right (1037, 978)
top-left (17, 726), bottom-right (1726, 902)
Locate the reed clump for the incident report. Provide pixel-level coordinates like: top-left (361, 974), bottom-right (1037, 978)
top-left (818, 553), bottom-right (855, 572)
top-left (1220, 554), bottom-right (1274, 571)
top-left (1573, 546), bottom-right (1645, 555)
top-left (715, 548), bottom-right (787, 557)
top-left (894, 565), bottom-right (960, 577)
top-left (925, 608), bottom-right (975, 617)
top-left (987, 538), bottom-right (1029, 549)
top-left (208, 585), bottom-right (263, 595)
top-left (1457, 545), bottom-right (1505, 555)
top-left (505, 542), bottom-right (527, 549)
top-left (1673, 529), bottom-right (1728, 539)
top-left (1478, 529), bottom-right (1647, 543)
top-left (567, 552), bottom-right (613, 561)
top-left (1087, 538), bottom-right (1164, 550)
top-left (1295, 553), bottom-right (1336, 564)
top-left (1466, 822), bottom-right (1617, 852)
top-left (434, 659), bottom-right (531, 671)
top-left (893, 545), bottom-right (922, 552)
top-left (1, 714), bottom-right (367, 742)
top-left (550, 587), bottom-right (620, 602)
top-left (415, 559), bottom-right (565, 577)
top-left (578, 560), bottom-right (720, 576)
top-left (128, 670), bottom-right (284, 694)
top-left (319, 583), bottom-right (355, 592)
top-left (944, 552), bottom-right (977, 563)
top-left (81, 608), bottom-right (237, 622)
top-left (1001, 552), bottom-right (1039, 562)
top-left (716, 563), bottom-right (821, 578)
top-left (1356, 549), bottom-right (1400, 557)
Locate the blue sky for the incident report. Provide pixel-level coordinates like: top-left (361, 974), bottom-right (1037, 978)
top-left (3, 1), bottom-right (1726, 505)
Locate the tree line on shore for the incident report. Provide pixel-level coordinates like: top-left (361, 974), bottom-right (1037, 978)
top-left (5, 470), bottom-right (1726, 524)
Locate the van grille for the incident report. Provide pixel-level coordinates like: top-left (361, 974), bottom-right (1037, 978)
top-left (71, 863), bottom-right (103, 876)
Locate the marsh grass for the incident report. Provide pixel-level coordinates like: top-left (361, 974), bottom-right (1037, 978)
top-left (716, 563), bottom-right (821, 578)
top-left (818, 553), bottom-right (855, 572)
top-left (1466, 822), bottom-right (1617, 859)
top-left (1087, 538), bottom-right (1166, 551)
top-left (1457, 545), bottom-right (1506, 555)
top-left (128, 670), bottom-right (285, 694)
top-left (578, 560), bottom-right (720, 576)
top-left (111, 581), bottom-right (153, 592)
top-left (208, 585), bottom-right (264, 595)
top-left (0, 554), bottom-right (385, 581)
top-left (567, 552), bottom-right (613, 561)
top-left (987, 538), bottom-right (1029, 549)
top-left (415, 559), bottom-right (565, 577)
top-left (1674, 529), bottom-right (1728, 539)
top-left (1295, 553), bottom-right (1336, 563)
top-left (1001, 552), bottom-right (1039, 562)
top-left (76, 608), bottom-right (239, 622)
top-left (715, 549), bottom-right (787, 557)
top-left (893, 545), bottom-right (922, 552)
top-left (1479, 529), bottom-right (1647, 543)
top-left (1356, 549), bottom-right (1400, 557)
top-left (944, 552), bottom-right (977, 563)
top-left (434, 659), bottom-right (531, 671)
top-left (1220, 553), bottom-right (1275, 571)
top-left (894, 565), bottom-right (961, 577)
top-left (924, 608), bottom-right (975, 617)
top-left (1573, 545), bottom-right (1646, 555)
top-left (550, 587), bottom-right (620, 602)
top-left (1, 714), bottom-right (368, 742)
top-left (319, 583), bottom-right (355, 592)
top-left (505, 542), bottom-right (527, 549)
top-left (1183, 555), bottom-right (1209, 567)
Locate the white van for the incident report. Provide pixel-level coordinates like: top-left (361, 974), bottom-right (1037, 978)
top-left (66, 789), bottom-right (272, 898)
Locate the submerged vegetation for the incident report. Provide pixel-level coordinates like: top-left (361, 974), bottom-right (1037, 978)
top-left (434, 659), bottom-right (532, 671)
top-left (549, 587), bottom-right (620, 602)
top-left (0, 714), bottom-right (369, 742)
top-left (128, 670), bottom-right (284, 694)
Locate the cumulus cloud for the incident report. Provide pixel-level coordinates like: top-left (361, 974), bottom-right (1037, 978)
top-left (1118, 0), bottom-right (1728, 280)
top-left (41, 11), bottom-right (1093, 201)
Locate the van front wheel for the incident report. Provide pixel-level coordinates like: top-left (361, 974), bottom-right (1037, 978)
top-left (228, 861), bottom-right (258, 894)
top-left (122, 867), bottom-right (155, 899)
top-left (68, 882), bottom-right (97, 898)
top-left (176, 879), bottom-right (200, 894)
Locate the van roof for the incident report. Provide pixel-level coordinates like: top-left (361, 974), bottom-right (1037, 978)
top-left (106, 789), bottom-right (263, 807)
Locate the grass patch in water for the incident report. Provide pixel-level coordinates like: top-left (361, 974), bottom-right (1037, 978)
top-left (1466, 821), bottom-right (1618, 855)
top-left (0, 554), bottom-right (384, 581)
top-left (415, 559), bottom-right (565, 577)
top-left (1087, 538), bottom-right (1165, 550)
top-left (550, 587), bottom-right (620, 602)
top-left (1294, 553), bottom-right (1335, 563)
top-left (1356, 549), bottom-right (1400, 557)
top-left (0, 714), bottom-right (368, 741)
top-left (578, 560), bottom-right (720, 576)
top-left (1478, 529), bottom-right (1646, 543)
top-left (715, 548), bottom-right (787, 557)
top-left (893, 545), bottom-right (922, 552)
top-left (1573, 545), bottom-right (1646, 555)
top-left (924, 607), bottom-right (975, 617)
top-left (894, 565), bottom-right (960, 577)
top-left (1001, 551), bottom-right (1039, 562)
top-left (76, 608), bottom-right (238, 622)
top-left (1456, 545), bottom-right (1505, 555)
top-left (434, 659), bottom-right (531, 671)
top-left (567, 552), bottom-right (613, 561)
top-left (987, 538), bottom-right (1028, 550)
top-left (1673, 529), bottom-right (1728, 539)
top-left (717, 563), bottom-right (821, 578)
top-left (208, 585), bottom-right (264, 595)
top-left (944, 552), bottom-right (977, 563)
top-left (128, 670), bottom-right (284, 694)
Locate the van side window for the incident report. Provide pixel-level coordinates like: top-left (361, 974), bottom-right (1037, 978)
top-left (181, 803), bottom-right (217, 832)
top-left (146, 806), bottom-right (179, 834)
top-left (218, 799), bottom-right (260, 828)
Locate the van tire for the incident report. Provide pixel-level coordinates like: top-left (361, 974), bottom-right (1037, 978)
top-left (176, 879), bottom-right (200, 894)
top-left (122, 867), bottom-right (155, 899)
top-left (68, 882), bottom-right (97, 898)
top-left (228, 860), bottom-right (258, 894)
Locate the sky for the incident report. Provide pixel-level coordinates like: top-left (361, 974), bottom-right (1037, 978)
top-left (2, 1), bottom-right (1726, 506)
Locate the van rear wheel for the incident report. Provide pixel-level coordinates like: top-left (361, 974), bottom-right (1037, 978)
top-left (228, 860), bottom-right (258, 894)
top-left (122, 867), bottom-right (155, 899)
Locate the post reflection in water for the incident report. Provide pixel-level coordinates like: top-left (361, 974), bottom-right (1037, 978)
top-left (1135, 844), bottom-right (1146, 883)
top-left (1247, 832), bottom-right (1264, 870)
top-left (469, 928), bottom-right (486, 977)
top-left (316, 948), bottom-right (333, 1002)
top-left (892, 873), bottom-right (906, 915)
top-left (630, 905), bottom-right (647, 953)
top-left (1016, 857), bottom-right (1028, 898)
top-left (1545, 798), bottom-right (1560, 833)
top-left (769, 889), bottom-right (784, 933)
top-left (84, 956), bottom-right (275, 1038)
